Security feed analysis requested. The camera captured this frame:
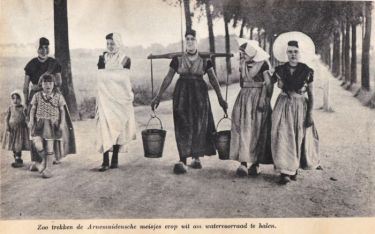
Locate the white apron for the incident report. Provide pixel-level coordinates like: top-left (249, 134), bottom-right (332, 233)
top-left (95, 51), bottom-right (136, 153)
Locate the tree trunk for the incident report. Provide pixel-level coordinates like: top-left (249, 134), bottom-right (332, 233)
top-left (350, 22), bottom-right (357, 84)
top-left (344, 19), bottom-right (351, 84)
top-left (263, 31), bottom-right (267, 50)
top-left (239, 18), bottom-right (246, 38)
top-left (319, 44), bottom-right (332, 111)
top-left (340, 21), bottom-right (346, 80)
top-left (332, 29), bottom-right (341, 77)
top-left (361, 1), bottom-right (372, 91)
top-left (250, 27), bottom-right (254, 40)
top-left (54, 0), bottom-right (78, 120)
top-left (258, 28), bottom-right (262, 47)
top-left (183, 0), bottom-right (192, 31)
top-left (327, 43), bottom-right (331, 69)
top-left (205, 0), bottom-right (216, 71)
top-left (224, 13), bottom-right (232, 74)
top-left (269, 34), bottom-right (275, 66)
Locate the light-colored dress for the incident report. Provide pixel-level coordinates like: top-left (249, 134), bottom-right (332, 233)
top-left (230, 61), bottom-right (273, 164)
top-left (1, 105), bottom-right (30, 152)
top-left (96, 51), bottom-right (136, 153)
top-left (271, 63), bottom-right (319, 175)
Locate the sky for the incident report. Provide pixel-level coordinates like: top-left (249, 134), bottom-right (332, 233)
top-left (0, 0), bottom-right (232, 49)
top-left (0, 0), bottom-right (374, 52)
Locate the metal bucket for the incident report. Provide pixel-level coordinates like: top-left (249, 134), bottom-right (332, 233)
top-left (214, 115), bottom-right (231, 160)
top-left (142, 115), bottom-right (166, 158)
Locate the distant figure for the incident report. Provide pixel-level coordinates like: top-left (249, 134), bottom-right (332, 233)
top-left (230, 39), bottom-right (273, 177)
top-left (271, 39), bottom-right (320, 185)
top-left (28, 74), bottom-right (73, 178)
top-left (2, 90), bottom-right (30, 168)
top-left (95, 32), bottom-right (136, 171)
top-left (151, 29), bottom-right (228, 174)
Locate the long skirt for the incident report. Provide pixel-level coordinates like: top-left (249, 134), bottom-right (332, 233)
top-left (95, 69), bottom-right (137, 153)
top-left (173, 78), bottom-right (216, 158)
top-left (230, 87), bottom-right (273, 164)
top-left (271, 92), bottom-right (319, 175)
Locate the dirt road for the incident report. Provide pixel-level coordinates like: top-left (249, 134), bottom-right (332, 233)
top-left (1, 63), bottom-right (374, 219)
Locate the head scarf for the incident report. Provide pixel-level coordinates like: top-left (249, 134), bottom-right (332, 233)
top-left (237, 38), bottom-right (270, 62)
top-left (106, 32), bottom-right (123, 54)
top-left (10, 90), bottom-right (25, 106)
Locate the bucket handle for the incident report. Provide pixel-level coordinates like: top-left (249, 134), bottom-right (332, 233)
top-left (145, 111), bottom-right (164, 130)
top-left (216, 114), bottom-right (231, 130)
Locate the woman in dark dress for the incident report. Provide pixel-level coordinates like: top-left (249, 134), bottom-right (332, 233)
top-left (151, 29), bottom-right (228, 174)
top-left (24, 37), bottom-right (75, 170)
top-left (24, 38), bottom-right (62, 107)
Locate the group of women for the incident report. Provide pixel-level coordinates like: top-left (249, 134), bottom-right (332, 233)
top-left (18, 29), bottom-right (319, 184)
top-left (150, 29), bottom-right (320, 184)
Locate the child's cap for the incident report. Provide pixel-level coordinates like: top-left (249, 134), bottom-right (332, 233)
top-left (10, 90), bottom-right (25, 106)
top-left (40, 74), bottom-right (54, 83)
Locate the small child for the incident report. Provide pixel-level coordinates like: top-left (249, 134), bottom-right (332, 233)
top-left (2, 90), bottom-right (30, 167)
top-left (28, 74), bottom-right (66, 178)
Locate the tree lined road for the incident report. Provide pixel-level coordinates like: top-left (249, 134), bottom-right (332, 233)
top-left (1, 61), bottom-right (374, 219)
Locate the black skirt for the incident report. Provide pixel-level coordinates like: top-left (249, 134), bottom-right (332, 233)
top-left (173, 77), bottom-right (216, 158)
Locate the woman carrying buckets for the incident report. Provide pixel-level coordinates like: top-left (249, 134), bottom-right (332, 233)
top-left (230, 38), bottom-right (274, 177)
top-left (151, 29), bottom-right (228, 174)
top-left (95, 32), bottom-right (137, 171)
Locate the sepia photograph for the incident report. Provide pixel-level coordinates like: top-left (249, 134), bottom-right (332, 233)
top-left (0, 0), bottom-right (374, 233)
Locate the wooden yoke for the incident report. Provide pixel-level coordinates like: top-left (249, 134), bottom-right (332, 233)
top-left (147, 52), bottom-right (233, 59)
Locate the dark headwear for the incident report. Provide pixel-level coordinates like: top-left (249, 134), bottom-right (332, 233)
top-left (40, 74), bottom-right (54, 82)
top-left (39, 37), bottom-right (49, 48)
top-left (288, 40), bottom-right (299, 48)
top-left (185, 29), bottom-right (196, 38)
top-left (105, 33), bottom-right (113, 40)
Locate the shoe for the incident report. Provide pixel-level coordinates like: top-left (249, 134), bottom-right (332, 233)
top-left (98, 165), bottom-right (109, 172)
top-left (173, 162), bottom-right (187, 174)
top-left (236, 165), bottom-right (248, 177)
top-left (41, 170), bottom-right (52, 178)
top-left (41, 153), bottom-right (54, 178)
top-left (53, 160), bottom-right (62, 165)
top-left (11, 159), bottom-right (23, 168)
top-left (248, 164), bottom-right (260, 176)
top-left (29, 162), bottom-right (39, 172)
top-left (290, 171), bottom-right (298, 181)
top-left (190, 158), bottom-right (202, 169)
top-left (278, 174), bottom-right (291, 185)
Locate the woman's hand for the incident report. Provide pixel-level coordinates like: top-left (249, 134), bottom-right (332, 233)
top-left (305, 113), bottom-right (314, 128)
top-left (219, 98), bottom-right (228, 114)
top-left (151, 96), bottom-right (161, 111)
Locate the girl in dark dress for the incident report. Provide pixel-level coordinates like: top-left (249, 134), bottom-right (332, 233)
top-left (151, 29), bottom-right (228, 174)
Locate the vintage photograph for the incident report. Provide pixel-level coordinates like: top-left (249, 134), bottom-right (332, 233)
top-left (0, 0), bottom-right (374, 229)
